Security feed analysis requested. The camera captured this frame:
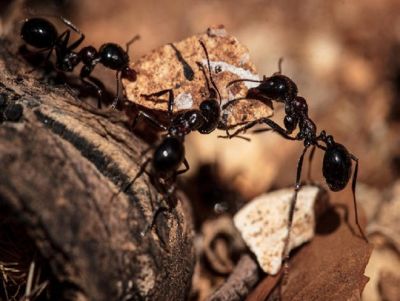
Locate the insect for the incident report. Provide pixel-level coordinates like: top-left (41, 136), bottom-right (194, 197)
top-left (116, 40), bottom-right (224, 232)
top-left (20, 17), bottom-right (138, 108)
top-left (221, 71), bottom-right (368, 269)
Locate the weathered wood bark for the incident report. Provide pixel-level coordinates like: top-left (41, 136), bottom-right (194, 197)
top-left (0, 40), bottom-right (195, 301)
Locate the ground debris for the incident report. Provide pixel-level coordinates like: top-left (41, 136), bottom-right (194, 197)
top-left (234, 185), bottom-right (327, 275)
top-left (123, 26), bottom-right (273, 127)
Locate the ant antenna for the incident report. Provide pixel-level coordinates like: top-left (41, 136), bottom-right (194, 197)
top-left (199, 40), bottom-right (222, 104)
top-left (350, 155), bottom-right (367, 241)
top-left (226, 78), bottom-right (263, 88)
top-left (277, 57), bottom-right (284, 74)
top-left (196, 62), bottom-right (211, 92)
top-left (126, 34), bottom-right (141, 53)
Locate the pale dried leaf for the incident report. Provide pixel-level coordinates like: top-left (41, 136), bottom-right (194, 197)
top-left (234, 185), bottom-right (325, 275)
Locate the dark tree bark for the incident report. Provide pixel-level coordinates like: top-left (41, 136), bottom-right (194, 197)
top-left (0, 40), bottom-right (195, 301)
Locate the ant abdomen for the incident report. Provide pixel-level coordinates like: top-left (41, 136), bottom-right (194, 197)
top-left (152, 136), bottom-right (185, 174)
top-left (21, 18), bottom-right (58, 49)
top-left (198, 99), bottom-right (220, 134)
top-left (322, 143), bottom-right (352, 191)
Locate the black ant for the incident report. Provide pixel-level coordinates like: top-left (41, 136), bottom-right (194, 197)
top-left (220, 68), bottom-right (368, 270)
top-left (115, 40), bottom-right (224, 233)
top-left (20, 17), bottom-right (138, 108)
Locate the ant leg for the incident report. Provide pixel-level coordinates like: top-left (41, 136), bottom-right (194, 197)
top-left (196, 62), bottom-right (215, 98)
top-left (222, 127), bottom-right (251, 141)
top-left (58, 16), bottom-right (85, 51)
top-left (141, 89), bottom-right (175, 116)
top-left (198, 40), bottom-right (222, 104)
top-left (219, 117), bottom-right (296, 141)
top-left (110, 158), bottom-right (152, 206)
top-left (222, 93), bottom-right (273, 111)
top-left (125, 158), bottom-right (152, 192)
top-left (176, 158), bottom-right (190, 175)
top-left (282, 145), bottom-right (309, 283)
top-left (80, 75), bottom-right (105, 109)
top-left (221, 97), bottom-right (248, 110)
top-left (80, 66), bottom-right (105, 108)
top-left (111, 71), bottom-right (122, 109)
top-left (307, 145), bottom-right (316, 182)
top-left (251, 128), bottom-right (272, 134)
top-left (141, 181), bottom-right (178, 236)
top-left (141, 205), bottom-right (169, 236)
top-left (349, 154), bottom-right (368, 242)
top-left (131, 110), bottom-right (168, 131)
top-left (125, 34), bottom-right (140, 53)
top-left (219, 119), bottom-right (261, 139)
top-left (55, 30), bottom-right (71, 54)
top-left (223, 78), bottom-right (265, 110)
top-left (25, 47), bottom-right (54, 74)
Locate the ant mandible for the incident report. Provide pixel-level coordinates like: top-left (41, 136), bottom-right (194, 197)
top-left (221, 66), bottom-right (368, 267)
top-left (20, 17), bottom-right (138, 108)
top-left (115, 40), bottom-right (223, 233)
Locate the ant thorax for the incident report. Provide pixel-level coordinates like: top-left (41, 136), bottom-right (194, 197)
top-left (57, 51), bottom-right (80, 72)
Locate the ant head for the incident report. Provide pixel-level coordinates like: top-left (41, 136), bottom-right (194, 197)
top-left (21, 18), bottom-right (58, 49)
top-left (322, 142), bottom-right (352, 191)
top-left (121, 66), bottom-right (137, 81)
top-left (152, 136), bottom-right (185, 175)
top-left (258, 75), bottom-right (298, 102)
top-left (198, 100), bottom-right (220, 134)
top-left (79, 46), bottom-right (98, 65)
top-left (98, 43), bottom-right (129, 70)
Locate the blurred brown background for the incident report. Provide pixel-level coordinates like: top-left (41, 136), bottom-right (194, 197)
top-left (4, 0), bottom-right (400, 300)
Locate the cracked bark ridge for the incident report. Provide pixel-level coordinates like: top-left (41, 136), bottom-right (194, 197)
top-left (0, 41), bottom-right (194, 301)
top-left (123, 26), bottom-right (273, 128)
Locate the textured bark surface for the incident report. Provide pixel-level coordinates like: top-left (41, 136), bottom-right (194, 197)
top-left (0, 40), bottom-right (195, 301)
